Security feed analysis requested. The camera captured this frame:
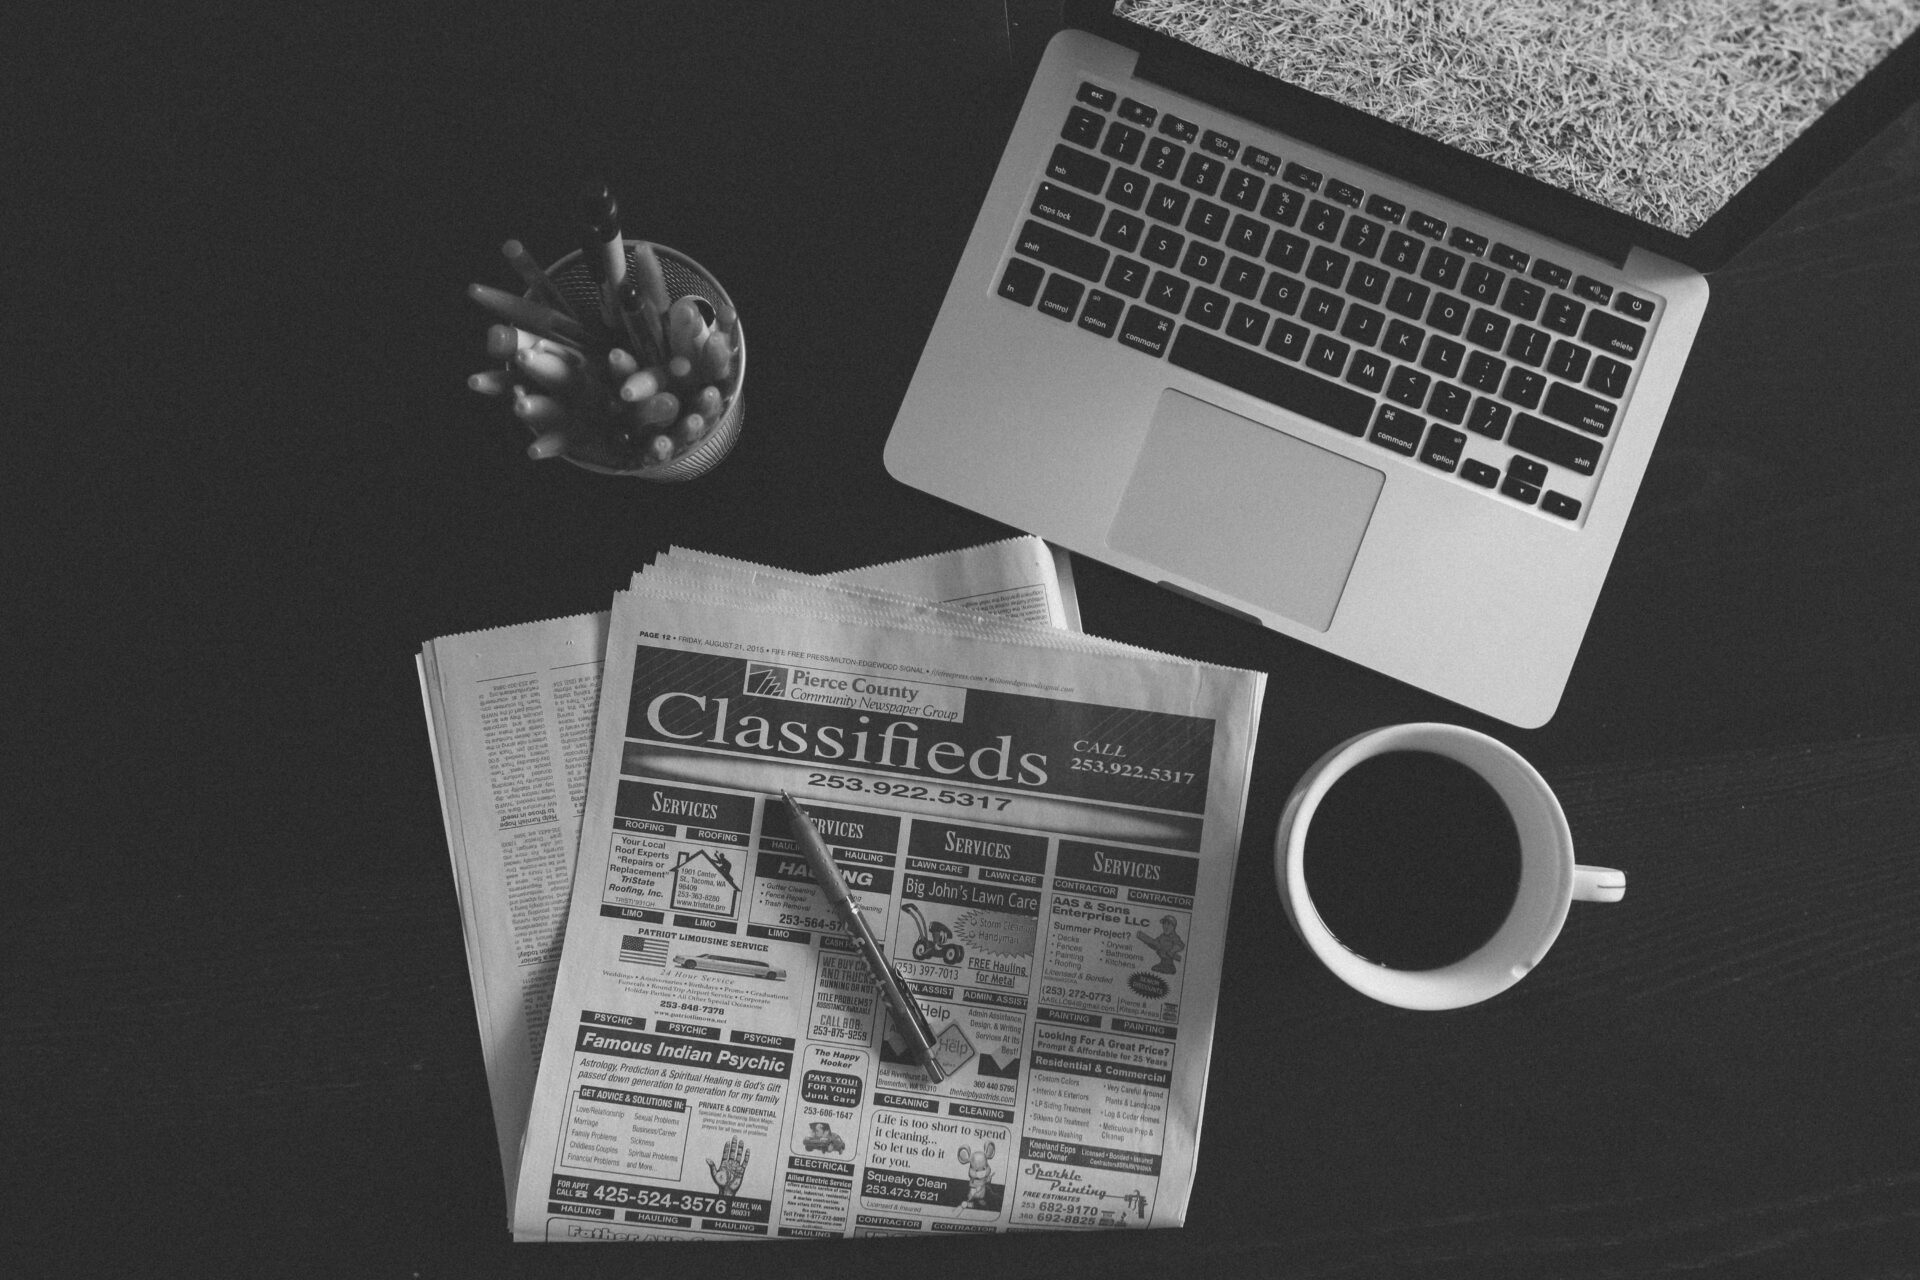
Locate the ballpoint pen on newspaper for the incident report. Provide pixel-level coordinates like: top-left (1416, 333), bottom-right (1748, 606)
top-left (777, 790), bottom-right (947, 1084)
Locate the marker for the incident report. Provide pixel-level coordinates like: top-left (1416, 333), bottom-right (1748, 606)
top-left (511, 388), bottom-right (564, 425)
top-left (524, 339), bottom-right (616, 401)
top-left (467, 369), bottom-right (515, 396)
top-left (691, 379), bottom-right (721, 420)
top-left (778, 791), bottom-right (946, 1083)
top-left (579, 179), bottom-right (626, 328)
top-left (514, 345), bottom-right (581, 395)
top-left (526, 430), bottom-right (568, 460)
top-left (607, 346), bottom-right (638, 379)
top-left (673, 413), bottom-right (708, 444)
top-left (636, 390), bottom-right (680, 427)
top-left (696, 329), bottom-right (734, 383)
top-left (486, 324), bottom-right (581, 365)
top-left (643, 433), bottom-right (674, 464)
top-left (666, 295), bottom-right (709, 360)
top-left (500, 239), bottom-right (577, 321)
top-left (467, 283), bottom-right (592, 347)
top-left (630, 241), bottom-right (671, 351)
top-left (485, 324), bottom-right (520, 361)
top-left (619, 368), bottom-right (663, 403)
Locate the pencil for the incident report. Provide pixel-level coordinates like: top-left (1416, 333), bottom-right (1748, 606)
top-left (501, 239), bottom-right (577, 321)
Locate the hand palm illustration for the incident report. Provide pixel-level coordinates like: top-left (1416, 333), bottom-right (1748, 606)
top-left (707, 1137), bottom-right (748, 1196)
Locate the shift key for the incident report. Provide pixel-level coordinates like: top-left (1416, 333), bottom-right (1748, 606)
top-left (1015, 220), bottom-right (1110, 282)
top-left (1510, 412), bottom-right (1602, 475)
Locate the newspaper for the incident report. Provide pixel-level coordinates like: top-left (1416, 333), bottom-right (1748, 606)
top-left (507, 558), bottom-right (1264, 1240)
top-left (417, 538), bottom-right (1082, 1201)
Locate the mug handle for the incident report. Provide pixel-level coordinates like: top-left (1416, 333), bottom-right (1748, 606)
top-left (1573, 865), bottom-right (1626, 904)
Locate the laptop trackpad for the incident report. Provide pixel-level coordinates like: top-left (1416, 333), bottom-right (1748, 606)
top-left (1107, 390), bottom-right (1384, 632)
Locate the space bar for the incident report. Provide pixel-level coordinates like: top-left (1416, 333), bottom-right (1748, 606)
top-left (1167, 326), bottom-right (1374, 436)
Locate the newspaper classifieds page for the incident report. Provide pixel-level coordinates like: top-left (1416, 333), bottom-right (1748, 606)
top-left (417, 539), bottom-right (1083, 1203)
top-left (509, 580), bottom-right (1264, 1240)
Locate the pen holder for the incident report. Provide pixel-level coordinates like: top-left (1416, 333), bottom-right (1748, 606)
top-left (531, 242), bottom-right (745, 481)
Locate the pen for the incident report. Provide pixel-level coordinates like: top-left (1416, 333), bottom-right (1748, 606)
top-left (777, 790), bottom-right (946, 1083)
top-left (579, 178), bottom-right (626, 328)
top-left (500, 238), bottom-right (578, 321)
top-left (467, 283), bottom-right (593, 347)
top-left (615, 277), bottom-right (656, 365)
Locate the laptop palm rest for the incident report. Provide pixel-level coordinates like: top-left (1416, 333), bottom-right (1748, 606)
top-left (1107, 390), bottom-right (1384, 633)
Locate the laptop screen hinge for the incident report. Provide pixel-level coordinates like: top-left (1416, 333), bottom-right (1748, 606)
top-left (1132, 42), bottom-right (1637, 269)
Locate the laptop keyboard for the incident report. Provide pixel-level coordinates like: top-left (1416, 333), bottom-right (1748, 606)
top-left (996, 80), bottom-right (1666, 524)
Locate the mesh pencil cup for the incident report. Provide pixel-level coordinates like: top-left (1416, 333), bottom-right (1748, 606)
top-left (528, 242), bottom-right (745, 480)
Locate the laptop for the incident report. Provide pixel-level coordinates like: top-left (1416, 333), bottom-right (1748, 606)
top-left (886, 0), bottom-right (1920, 726)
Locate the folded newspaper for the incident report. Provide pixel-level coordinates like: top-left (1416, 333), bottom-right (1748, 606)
top-left (418, 538), bottom-right (1266, 1240)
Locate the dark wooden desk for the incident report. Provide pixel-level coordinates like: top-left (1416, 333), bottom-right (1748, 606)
top-left (10, 3), bottom-right (1918, 1275)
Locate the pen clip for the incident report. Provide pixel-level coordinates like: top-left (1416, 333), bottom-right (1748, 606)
top-left (883, 954), bottom-right (937, 1034)
top-left (781, 789), bottom-right (947, 1083)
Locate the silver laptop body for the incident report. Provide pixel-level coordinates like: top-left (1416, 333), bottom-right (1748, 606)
top-left (887, 5), bottom-right (1919, 727)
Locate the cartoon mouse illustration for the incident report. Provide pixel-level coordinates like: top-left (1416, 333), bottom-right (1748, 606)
top-left (955, 1140), bottom-right (996, 1210)
top-left (1136, 915), bottom-right (1186, 974)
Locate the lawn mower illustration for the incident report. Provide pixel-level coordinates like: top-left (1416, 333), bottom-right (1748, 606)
top-left (901, 903), bottom-right (965, 965)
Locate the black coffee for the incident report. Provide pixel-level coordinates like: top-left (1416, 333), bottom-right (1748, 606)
top-left (1301, 750), bottom-right (1522, 971)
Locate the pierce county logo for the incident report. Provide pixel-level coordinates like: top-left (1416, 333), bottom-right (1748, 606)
top-left (744, 663), bottom-right (790, 696)
top-left (740, 662), bottom-right (967, 722)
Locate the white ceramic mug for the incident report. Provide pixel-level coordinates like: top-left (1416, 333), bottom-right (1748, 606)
top-left (1275, 723), bottom-right (1624, 1009)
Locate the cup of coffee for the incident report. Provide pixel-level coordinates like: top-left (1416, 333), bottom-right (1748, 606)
top-left (1274, 723), bottom-right (1623, 1009)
